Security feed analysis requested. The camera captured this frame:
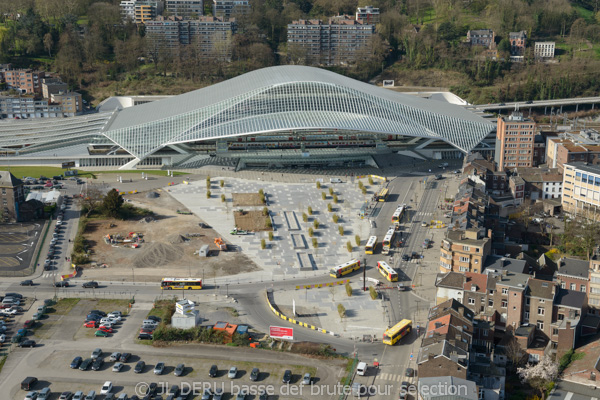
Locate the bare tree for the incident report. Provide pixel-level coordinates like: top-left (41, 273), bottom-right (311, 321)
top-left (504, 335), bottom-right (527, 372)
top-left (80, 185), bottom-right (103, 218)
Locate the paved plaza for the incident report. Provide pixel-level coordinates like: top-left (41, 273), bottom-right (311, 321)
top-left (169, 177), bottom-right (371, 278)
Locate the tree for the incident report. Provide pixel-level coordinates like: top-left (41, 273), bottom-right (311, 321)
top-left (102, 189), bottom-right (124, 218)
top-left (517, 356), bottom-right (559, 397)
top-left (80, 186), bottom-right (103, 217)
top-left (504, 335), bottom-right (527, 372)
top-left (43, 32), bottom-right (53, 57)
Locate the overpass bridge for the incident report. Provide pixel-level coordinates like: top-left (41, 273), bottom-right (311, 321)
top-left (468, 96), bottom-right (600, 113)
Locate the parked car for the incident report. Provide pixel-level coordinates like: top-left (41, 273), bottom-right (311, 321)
top-left (70, 356), bottom-right (83, 369)
top-left (95, 330), bottom-right (109, 337)
top-left (201, 389), bottom-right (212, 400)
top-left (100, 381), bottom-right (113, 395)
top-left (98, 326), bottom-right (113, 334)
top-left (85, 390), bottom-right (96, 400)
top-left (146, 315), bottom-right (161, 323)
top-left (80, 358), bottom-right (93, 371)
top-left (109, 352), bottom-right (121, 362)
top-left (228, 366), bottom-right (238, 379)
top-left (138, 333), bottom-right (153, 340)
top-left (59, 392), bottom-right (73, 400)
top-left (19, 340), bottom-right (36, 348)
top-left (213, 388), bottom-right (224, 400)
top-left (401, 254), bottom-right (410, 262)
top-left (119, 353), bottom-right (131, 362)
top-left (302, 373), bottom-right (311, 385)
top-left (134, 361), bottom-right (145, 373)
top-left (24, 391), bottom-right (38, 400)
top-left (91, 358), bottom-right (104, 371)
top-left (174, 363), bottom-right (185, 376)
top-left (405, 368), bottom-right (415, 377)
top-left (250, 368), bottom-right (259, 381)
top-left (209, 364), bottom-right (218, 377)
top-left (282, 370), bottom-right (292, 383)
top-left (73, 391), bottom-right (84, 400)
top-left (112, 363), bottom-right (124, 372)
top-left (154, 362), bottom-right (165, 375)
top-left (38, 388), bottom-right (51, 400)
top-left (236, 389), bottom-right (247, 400)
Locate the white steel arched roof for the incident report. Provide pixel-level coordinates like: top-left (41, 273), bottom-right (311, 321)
top-left (103, 65), bottom-right (494, 160)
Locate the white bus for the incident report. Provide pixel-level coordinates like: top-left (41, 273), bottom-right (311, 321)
top-left (330, 259), bottom-right (361, 278)
top-left (382, 228), bottom-right (395, 255)
top-left (365, 236), bottom-right (377, 254)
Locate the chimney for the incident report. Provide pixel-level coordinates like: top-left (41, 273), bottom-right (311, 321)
top-left (428, 353), bottom-right (435, 361)
top-left (488, 229), bottom-right (492, 238)
top-left (458, 306), bottom-right (465, 315)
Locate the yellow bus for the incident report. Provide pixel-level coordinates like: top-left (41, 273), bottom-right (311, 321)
top-left (376, 188), bottom-right (389, 202)
top-left (383, 319), bottom-right (412, 345)
top-left (382, 228), bottom-right (395, 255)
top-left (365, 236), bottom-right (377, 254)
top-left (377, 261), bottom-right (398, 282)
top-left (391, 205), bottom-right (405, 225)
top-left (329, 259), bottom-right (361, 278)
top-left (161, 278), bottom-right (203, 290)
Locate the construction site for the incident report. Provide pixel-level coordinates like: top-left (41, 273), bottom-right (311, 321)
top-left (79, 189), bottom-right (259, 282)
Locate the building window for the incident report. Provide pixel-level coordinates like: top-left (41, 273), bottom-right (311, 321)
top-left (463, 246), bottom-right (470, 251)
top-left (488, 299), bottom-right (494, 307)
top-left (537, 321), bottom-right (544, 330)
top-left (558, 313), bottom-right (564, 320)
top-left (526, 297), bottom-right (530, 305)
top-left (581, 284), bottom-right (586, 292)
top-left (552, 328), bottom-right (559, 335)
top-left (538, 307), bottom-right (545, 316)
top-left (502, 288), bottom-right (508, 295)
top-left (501, 300), bottom-right (508, 308)
top-left (524, 311), bottom-right (529, 320)
top-left (561, 282), bottom-right (566, 289)
top-left (459, 256), bottom-right (469, 263)
top-left (570, 283), bottom-right (576, 290)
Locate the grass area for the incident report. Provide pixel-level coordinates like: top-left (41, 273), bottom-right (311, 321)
top-left (96, 170), bottom-right (187, 177)
top-left (148, 298), bottom-right (176, 324)
top-left (225, 307), bottom-right (239, 317)
top-left (0, 356), bottom-right (6, 373)
top-left (0, 166), bottom-right (188, 179)
top-left (51, 298), bottom-right (80, 316)
top-left (94, 299), bottom-right (132, 315)
top-left (77, 16), bottom-right (89, 26)
top-left (573, 5), bottom-right (596, 22)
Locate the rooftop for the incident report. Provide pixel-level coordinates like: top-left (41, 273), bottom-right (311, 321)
top-left (565, 162), bottom-right (600, 175)
top-left (436, 272), bottom-right (464, 290)
top-left (484, 255), bottom-right (528, 274)
top-left (554, 288), bottom-right (587, 309)
top-left (526, 278), bottom-right (556, 299)
top-left (418, 377), bottom-right (478, 400)
top-left (463, 272), bottom-right (487, 293)
top-left (417, 340), bottom-right (469, 367)
top-left (0, 171), bottom-right (22, 187)
top-left (558, 257), bottom-right (590, 279)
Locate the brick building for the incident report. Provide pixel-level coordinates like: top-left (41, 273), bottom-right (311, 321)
top-left (547, 138), bottom-right (600, 173)
top-left (4, 69), bottom-right (45, 95)
top-left (51, 92), bottom-right (83, 117)
top-left (496, 112), bottom-right (536, 171)
top-left (556, 258), bottom-right (590, 293)
top-left (509, 30), bottom-right (527, 56)
top-left (0, 171), bottom-right (25, 222)
top-left (466, 29), bottom-right (495, 47)
top-left (439, 228), bottom-right (492, 273)
top-left (513, 168), bottom-right (563, 200)
top-left (41, 78), bottom-right (68, 99)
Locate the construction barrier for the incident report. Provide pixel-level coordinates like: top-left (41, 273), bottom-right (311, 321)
top-left (265, 289), bottom-right (336, 336)
top-left (295, 279), bottom-right (349, 290)
top-left (127, 190), bottom-right (138, 194)
top-left (61, 270), bottom-right (77, 281)
top-left (429, 220), bottom-right (447, 229)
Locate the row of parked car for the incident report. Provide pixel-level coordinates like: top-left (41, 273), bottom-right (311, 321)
top-left (138, 315), bottom-right (161, 340)
top-left (83, 310), bottom-right (123, 337)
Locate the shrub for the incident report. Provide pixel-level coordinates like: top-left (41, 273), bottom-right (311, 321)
top-left (355, 235), bottom-right (360, 246)
top-left (265, 217), bottom-right (272, 228)
top-left (361, 187), bottom-right (367, 195)
top-left (338, 225), bottom-right (344, 236)
top-left (337, 304), bottom-right (346, 318)
top-left (220, 180), bottom-right (224, 188)
top-left (206, 190), bottom-right (211, 198)
top-left (345, 282), bottom-right (352, 297)
top-left (329, 187), bottom-right (334, 195)
top-left (261, 239), bottom-right (266, 249)
top-left (259, 192), bottom-right (266, 204)
top-left (308, 227), bottom-right (314, 237)
top-left (268, 231), bottom-right (274, 241)
top-left (312, 238), bottom-right (318, 248)
top-left (258, 188), bottom-right (264, 196)
top-left (346, 241), bottom-right (352, 252)
top-left (302, 212), bottom-right (308, 222)
top-left (206, 176), bottom-right (211, 188)
top-left (262, 207), bottom-right (269, 216)
top-left (313, 220), bottom-right (319, 229)
top-left (308, 206), bottom-right (313, 215)
top-left (327, 203), bottom-right (333, 212)
top-left (368, 177), bottom-right (374, 185)
top-left (358, 181), bottom-right (364, 189)
top-left (369, 286), bottom-right (378, 300)
top-left (333, 194), bottom-right (339, 204)
top-left (221, 194), bottom-right (226, 202)
top-left (321, 192), bottom-right (327, 200)
top-left (316, 181), bottom-right (321, 189)
top-left (333, 214), bottom-right (339, 223)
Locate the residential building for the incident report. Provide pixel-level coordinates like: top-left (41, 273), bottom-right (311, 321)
top-left (551, 288), bottom-right (587, 358)
top-left (562, 162), bottom-right (600, 219)
top-left (524, 278), bottom-right (556, 337)
top-left (534, 41), bottom-right (555, 59)
top-left (463, 156), bottom-right (508, 194)
top-left (165, 0), bottom-right (203, 18)
top-left (496, 111), bottom-right (536, 171)
top-left (120, 0), bottom-right (163, 23)
top-left (514, 168), bottom-right (563, 200)
top-left (212, 0), bottom-right (250, 18)
top-left (417, 340), bottom-right (469, 379)
top-left (509, 175), bottom-right (525, 205)
top-left (0, 96), bottom-right (62, 119)
top-left (418, 377), bottom-right (479, 400)
top-left (439, 228), bottom-right (492, 273)
top-left (533, 134), bottom-right (546, 166)
top-left (509, 30), bottom-right (527, 56)
top-left (466, 29), bottom-right (495, 47)
top-left (287, 16), bottom-right (375, 65)
top-left (146, 16), bottom-right (236, 60)
top-left (547, 134), bottom-right (600, 173)
top-left (556, 258), bottom-right (590, 293)
top-left (3, 69), bottom-right (45, 95)
top-left (355, 6), bottom-right (379, 24)
top-left (0, 171), bottom-right (25, 222)
top-left (51, 91), bottom-right (83, 117)
top-left (485, 269), bottom-right (530, 331)
top-left (41, 78), bottom-right (68, 99)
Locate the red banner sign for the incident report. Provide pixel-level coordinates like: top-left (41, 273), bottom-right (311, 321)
top-left (269, 326), bottom-right (293, 340)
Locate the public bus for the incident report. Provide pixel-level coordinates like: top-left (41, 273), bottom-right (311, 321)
top-left (391, 205), bottom-right (406, 225)
top-left (329, 259), bottom-right (361, 278)
top-left (161, 278), bottom-right (203, 290)
top-left (377, 261), bottom-right (398, 282)
top-left (382, 228), bottom-right (395, 255)
top-left (365, 236), bottom-right (378, 254)
top-left (376, 188), bottom-right (389, 202)
top-left (383, 319), bottom-right (412, 345)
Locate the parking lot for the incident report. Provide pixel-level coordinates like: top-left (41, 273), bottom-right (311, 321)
top-left (0, 223), bottom-right (44, 274)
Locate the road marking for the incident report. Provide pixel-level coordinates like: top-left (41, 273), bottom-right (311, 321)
top-left (564, 393), bottom-right (573, 400)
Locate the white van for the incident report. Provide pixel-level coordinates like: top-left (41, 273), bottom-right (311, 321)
top-left (356, 362), bottom-right (367, 376)
top-left (330, 178), bottom-right (342, 183)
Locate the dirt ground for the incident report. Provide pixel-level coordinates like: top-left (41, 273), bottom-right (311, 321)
top-left (232, 193), bottom-right (263, 207)
top-left (233, 210), bottom-right (272, 232)
top-left (80, 190), bottom-right (259, 282)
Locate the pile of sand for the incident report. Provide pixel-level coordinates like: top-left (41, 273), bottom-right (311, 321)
top-left (167, 234), bottom-right (187, 244)
top-left (146, 191), bottom-right (159, 198)
top-left (133, 242), bottom-right (184, 268)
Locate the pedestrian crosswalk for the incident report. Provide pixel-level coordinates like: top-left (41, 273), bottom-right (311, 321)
top-left (415, 212), bottom-right (433, 216)
top-left (43, 273), bottom-right (56, 278)
top-left (375, 372), bottom-right (404, 382)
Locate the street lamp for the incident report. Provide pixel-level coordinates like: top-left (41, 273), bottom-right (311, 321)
top-left (132, 267), bottom-right (135, 284)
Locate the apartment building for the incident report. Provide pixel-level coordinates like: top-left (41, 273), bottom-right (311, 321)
top-left (51, 92), bottom-right (83, 117)
top-left (120, 0), bottom-right (163, 23)
top-left (557, 258), bottom-right (590, 293)
top-left (534, 41), bottom-right (555, 59)
top-left (547, 137), bottom-right (600, 173)
top-left (4, 69), bottom-right (45, 95)
top-left (466, 29), bottom-right (495, 47)
top-left (417, 340), bottom-right (469, 379)
top-left (212, 0), bottom-right (250, 18)
top-left (496, 111), bottom-right (536, 171)
top-left (509, 30), bottom-right (527, 55)
top-left (41, 78), bottom-right (68, 99)
top-left (562, 162), bottom-right (600, 218)
top-left (0, 96), bottom-right (62, 119)
top-left (146, 16), bottom-right (236, 60)
top-left (509, 175), bottom-right (525, 204)
top-left (0, 171), bottom-right (25, 223)
top-left (588, 256), bottom-right (600, 314)
top-left (513, 168), bottom-right (563, 200)
top-left (165, 0), bottom-right (203, 17)
top-left (523, 278), bottom-right (556, 336)
top-left (439, 228), bottom-right (491, 273)
top-left (355, 6), bottom-right (380, 24)
top-left (287, 16), bottom-right (375, 66)
top-left (463, 156), bottom-right (508, 193)
top-left (486, 269), bottom-right (530, 331)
